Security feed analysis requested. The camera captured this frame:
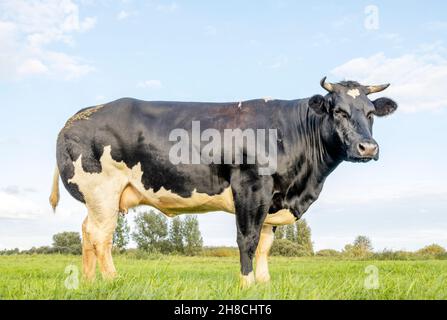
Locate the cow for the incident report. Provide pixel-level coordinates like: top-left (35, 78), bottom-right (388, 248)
top-left (49, 77), bottom-right (397, 287)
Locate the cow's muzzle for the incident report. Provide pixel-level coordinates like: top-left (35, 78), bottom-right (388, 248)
top-left (356, 140), bottom-right (379, 160)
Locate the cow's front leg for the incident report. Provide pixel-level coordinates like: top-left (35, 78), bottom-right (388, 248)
top-left (255, 224), bottom-right (274, 283)
top-left (232, 172), bottom-right (273, 288)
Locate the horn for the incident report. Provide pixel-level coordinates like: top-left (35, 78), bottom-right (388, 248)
top-left (366, 83), bottom-right (390, 94)
top-left (320, 76), bottom-right (335, 93)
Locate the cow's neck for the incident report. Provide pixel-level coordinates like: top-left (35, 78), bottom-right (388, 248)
top-left (281, 99), bottom-right (343, 218)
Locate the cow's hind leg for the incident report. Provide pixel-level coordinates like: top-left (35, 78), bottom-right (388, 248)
top-left (255, 225), bottom-right (274, 283)
top-left (82, 216), bottom-right (97, 280)
top-left (83, 204), bottom-right (119, 280)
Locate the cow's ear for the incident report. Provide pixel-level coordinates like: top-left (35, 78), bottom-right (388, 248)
top-left (309, 95), bottom-right (327, 115)
top-left (372, 97), bottom-right (398, 117)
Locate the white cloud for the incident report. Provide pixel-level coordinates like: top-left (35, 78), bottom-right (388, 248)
top-left (1, 185), bottom-right (36, 195)
top-left (0, 0), bottom-right (96, 80)
top-left (1, 0), bottom-right (96, 42)
top-left (417, 41), bottom-right (447, 56)
top-left (17, 58), bottom-right (48, 76)
top-left (425, 21), bottom-right (447, 31)
top-left (117, 10), bottom-right (130, 20)
top-left (259, 55), bottom-right (289, 69)
top-left (331, 15), bottom-right (356, 28)
top-left (45, 51), bottom-right (94, 80)
top-left (0, 191), bottom-right (46, 220)
top-left (95, 94), bottom-right (107, 102)
top-left (0, 187), bottom-right (85, 221)
top-left (311, 32), bottom-right (350, 47)
top-left (204, 25), bottom-right (217, 36)
top-left (269, 55), bottom-right (288, 69)
top-left (331, 47), bottom-right (447, 112)
top-left (377, 32), bottom-right (403, 43)
top-left (117, 10), bottom-right (137, 21)
top-left (156, 2), bottom-right (179, 13)
top-left (137, 80), bottom-right (162, 89)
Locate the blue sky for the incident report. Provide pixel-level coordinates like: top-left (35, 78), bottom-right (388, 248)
top-left (1, 0), bottom-right (447, 251)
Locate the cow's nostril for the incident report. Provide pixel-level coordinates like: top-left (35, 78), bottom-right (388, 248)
top-left (357, 142), bottom-right (378, 157)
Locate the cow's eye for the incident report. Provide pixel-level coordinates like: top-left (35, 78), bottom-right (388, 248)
top-left (367, 112), bottom-right (374, 120)
top-left (334, 109), bottom-right (350, 119)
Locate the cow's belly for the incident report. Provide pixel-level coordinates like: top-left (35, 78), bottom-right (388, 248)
top-left (120, 184), bottom-right (236, 216)
top-left (263, 209), bottom-right (296, 225)
top-left (121, 185), bottom-right (295, 224)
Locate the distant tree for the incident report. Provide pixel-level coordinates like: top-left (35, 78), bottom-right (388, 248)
top-left (52, 232), bottom-right (82, 254)
top-left (132, 210), bottom-right (169, 253)
top-left (113, 214), bottom-right (130, 252)
top-left (0, 248), bottom-right (20, 255)
top-left (182, 215), bottom-right (203, 256)
top-left (275, 226), bottom-right (285, 240)
top-left (353, 235), bottom-right (373, 251)
top-left (285, 224), bottom-right (296, 242)
top-left (296, 219), bottom-right (313, 255)
top-left (343, 235), bottom-right (373, 258)
top-left (271, 239), bottom-right (302, 256)
top-left (417, 244), bottom-right (446, 257)
top-left (343, 244), bottom-right (354, 255)
top-left (169, 216), bottom-right (184, 253)
top-left (316, 249), bottom-right (341, 257)
top-left (202, 246), bottom-right (239, 257)
top-left (24, 246), bottom-right (56, 255)
top-left (272, 219), bottom-right (313, 256)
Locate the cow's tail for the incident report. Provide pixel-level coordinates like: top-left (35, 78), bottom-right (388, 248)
top-left (49, 166), bottom-right (60, 212)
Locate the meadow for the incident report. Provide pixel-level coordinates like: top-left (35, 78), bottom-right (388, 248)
top-left (1, 254), bottom-right (447, 300)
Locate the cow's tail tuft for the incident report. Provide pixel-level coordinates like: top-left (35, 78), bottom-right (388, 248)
top-left (49, 166), bottom-right (60, 212)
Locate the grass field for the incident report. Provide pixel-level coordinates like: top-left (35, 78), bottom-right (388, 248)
top-left (1, 254), bottom-right (447, 300)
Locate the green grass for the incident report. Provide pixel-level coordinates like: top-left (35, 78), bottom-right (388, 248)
top-left (0, 254), bottom-right (447, 299)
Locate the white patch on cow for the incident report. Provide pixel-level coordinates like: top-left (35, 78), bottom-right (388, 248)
top-left (347, 88), bottom-right (360, 99)
top-left (69, 146), bottom-right (236, 218)
top-left (240, 271), bottom-right (255, 288)
top-left (138, 185), bottom-right (235, 216)
top-left (255, 225), bottom-right (274, 283)
top-left (263, 209), bottom-right (296, 225)
top-left (68, 148), bottom-right (129, 246)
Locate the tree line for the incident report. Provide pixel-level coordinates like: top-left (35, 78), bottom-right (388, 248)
top-left (316, 235), bottom-right (447, 260)
top-left (2, 211), bottom-right (447, 260)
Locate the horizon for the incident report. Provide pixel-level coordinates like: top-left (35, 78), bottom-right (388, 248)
top-left (2, 209), bottom-right (443, 254)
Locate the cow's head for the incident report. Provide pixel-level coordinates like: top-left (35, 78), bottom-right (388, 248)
top-left (309, 77), bottom-right (397, 162)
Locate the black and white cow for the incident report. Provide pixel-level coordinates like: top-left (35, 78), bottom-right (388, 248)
top-left (50, 78), bottom-right (397, 287)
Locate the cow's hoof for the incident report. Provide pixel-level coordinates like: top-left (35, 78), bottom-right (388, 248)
top-left (255, 273), bottom-right (271, 284)
top-left (101, 272), bottom-right (117, 281)
top-left (83, 275), bottom-right (96, 282)
top-left (240, 272), bottom-right (255, 289)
